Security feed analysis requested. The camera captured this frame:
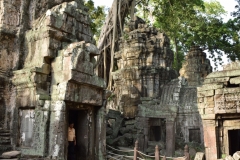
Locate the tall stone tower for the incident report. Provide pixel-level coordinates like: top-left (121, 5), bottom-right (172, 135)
top-left (180, 46), bottom-right (212, 86)
top-left (0, 0), bottom-right (106, 159)
top-left (110, 17), bottom-right (177, 118)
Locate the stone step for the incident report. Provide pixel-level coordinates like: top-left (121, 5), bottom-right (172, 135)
top-left (0, 130), bottom-right (11, 146)
top-left (0, 137), bottom-right (11, 145)
top-left (0, 130), bottom-right (10, 134)
top-left (0, 133), bottom-right (10, 137)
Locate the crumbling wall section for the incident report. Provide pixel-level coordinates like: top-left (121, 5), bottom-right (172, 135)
top-left (111, 17), bottom-right (177, 118)
top-left (0, 0), bottom-right (106, 159)
top-left (197, 61), bottom-right (240, 160)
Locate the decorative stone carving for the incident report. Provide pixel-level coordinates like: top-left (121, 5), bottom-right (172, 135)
top-left (107, 18), bottom-right (212, 157)
top-left (0, 0), bottom-right (106, 159)
top-left (111, 17), bottom-right (177, 118)
top-left (197, 61), bottom-right (240, 159)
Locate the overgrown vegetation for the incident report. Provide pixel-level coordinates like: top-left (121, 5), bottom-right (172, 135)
top-left (84, 0), bottom-right (106, 43)
top-left (87, 0), bottom-right (240, 71)
top-left (136, 0), bottom-right (240, 71)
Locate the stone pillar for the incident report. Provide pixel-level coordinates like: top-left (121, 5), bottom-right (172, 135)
top-left (143, 118), bottom-right (149, 152)
top-left (95, 101), bottom-right (106, 160)
top-left (166, 118), bottom-right (175, 156)
top-left (154, 74), bottom-right (159, 97)
top-left (49, 101), bottom-right (67, 160)
top-left (135, 117), bottom-right (147, 152)
top-left (203, 120), bottom-right (218, 160)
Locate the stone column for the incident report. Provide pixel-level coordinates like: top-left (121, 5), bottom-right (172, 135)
top-left (49, 101), bottom-right (67, 160)
top-left (143, 118), bottom-right (149, 152)
top-left (135, 117), bottom-right (147, 152)
top-left (203, 120), bottom-right (218, 160)
top-left (95, 101), bottom-right (106, 160)
top-left (154, 74), bottom-right (159, 97)
top-left (166, 118), bottom-right (175, 156)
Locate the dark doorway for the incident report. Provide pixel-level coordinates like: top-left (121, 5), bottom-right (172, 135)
top-left (68, 110), bottom-right (89, 160)
top-left (189, 129), bottom-right (201, 143)
top-left (228, 129), bottom-right (240, 155)
top-left (189, 128), bottom-right (201, 143)
top-left (149, 126), bottom-right (161, 141)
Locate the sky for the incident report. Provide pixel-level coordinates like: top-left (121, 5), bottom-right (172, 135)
top-left (93, 0), bottom-right (238, 13)
top-left (93, 0), bottom-right (238, 70)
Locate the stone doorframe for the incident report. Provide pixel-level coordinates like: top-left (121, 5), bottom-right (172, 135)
top-left (66, 103), bottom-right (97, 160)
top-left (223, 119), bottom-right (240, 155)
top-left (137, 103), bottom-right (177, 156)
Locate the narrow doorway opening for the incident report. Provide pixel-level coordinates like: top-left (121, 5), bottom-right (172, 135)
top-left (149, 126), bottom-right (161, 141)
top-left (68, 110), bottom-right (89, 160)
top-left (149, 118), bottom-right (166, 142)
top-left (228, 129), bottom-right (240, 155)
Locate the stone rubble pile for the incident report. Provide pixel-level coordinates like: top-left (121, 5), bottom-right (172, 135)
top-left (106, 110), bottom-right (137, 147)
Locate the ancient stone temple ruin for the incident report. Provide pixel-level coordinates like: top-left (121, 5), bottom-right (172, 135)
top-left (106, 18), bottom-right (212, 156)
top-left (0, 0), bottom-right (105, 159)
top-left (197, 61), bottom-right (240, 160)
top-left (136, 46), bottom-right (212, 156)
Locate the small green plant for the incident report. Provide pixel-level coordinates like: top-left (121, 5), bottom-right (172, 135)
top-left (107, 94), bottom-right (116, 101)
top-left (222, 154), bottom-right (226, 159)
top-left (123, 33), bottom-right (129, 41)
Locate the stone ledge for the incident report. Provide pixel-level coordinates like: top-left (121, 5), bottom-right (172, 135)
top-left (206, 69), bottom-right (240, 78)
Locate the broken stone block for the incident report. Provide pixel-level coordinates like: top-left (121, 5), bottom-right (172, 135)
top-left (108, 119), bottom-right (116, 128)
top-left (194, 152), bottom-right (205, 160)
top-left (233, 151), bottom-right (240, 160)
top-left (124, 119), bottom-right (136, 125)
top-left (225, 155), bottom-right (234, 160)
top-left (119, 127), bottom-right (129, 135)
top-left (107, 109), bottom-right (121, 119)
top-left (106, 127), bottom-right (113, 136)
top-left (1, 151), bottom-right (21, 158)
top-left (112, 117), bottom-right (124, 138)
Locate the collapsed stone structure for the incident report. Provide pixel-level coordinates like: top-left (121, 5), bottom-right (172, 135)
top-left (136, 46), bottom-right (212, 156)
top-left (107, 18), bottom-right (212, 157)
top-left (197, 61), bottom-right (240, 159)
top-left (0, 0), bottom-right (106, 159)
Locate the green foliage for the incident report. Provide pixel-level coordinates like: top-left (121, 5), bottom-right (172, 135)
top-left (231, 0), bottom-right (240, 22)
top-left (136, 0), bottom-right (240, 71)
top-left (107, 94), bottom-right (116, 101)
top-left (172, 49), bottom-right (185, 71)
top-left (196, 0), bottom-right (227, 17)
top-left (84, 0), bottom-right (106, 42)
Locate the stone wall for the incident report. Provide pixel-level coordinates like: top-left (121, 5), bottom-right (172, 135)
top-left (0, 0), bottom-right (106, 159)
top-left (110, 16), bottom-right (177, 118)
top-left (136, 46), bottom-right (211, 156)
top-left (197, 61), bottom-right (240, 160)
top-left (107, 42), bottom-right (212, 157)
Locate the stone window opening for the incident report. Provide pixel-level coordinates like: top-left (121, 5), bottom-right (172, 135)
top-left (189, 128), bottom-right (201, 143)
